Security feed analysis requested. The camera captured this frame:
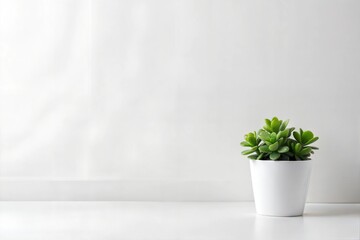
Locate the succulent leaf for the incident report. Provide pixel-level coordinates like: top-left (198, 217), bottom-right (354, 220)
top-left (270, 132), bottom-right (277, 143)
top-left (279, 119), bottom-right (289, 131)
top-left (309, 146), bottom-right (319, 150)
top-left (277, 129), bottom-right (289, 139)
top-left (245, 133), bottom-right (257, 146)
top-left (240, 141), bottom-right (252, 147)
top-left (300, 147), bottom-right (312, 155)
top-left (259, 145), bottom-right (271, 153)
top-left (288, 127), bottom-right (295, 136)
top-left (270, 152), bottom-right (280, 160)
top-left (278, 146), bottom-right (289, 153)
top-left (269, 142), bottom-right (279, 151)
top-left (304, 136), bottom-right (319, 146)
top-left (301, 131), bottom-right (314, 144)
top-left (257, 153), bottom-right (265, 160)
top-left (295, 143), bottom-right (302, 153)
top-left (263, 125), bottom-right (272, 132)
top-left (293, 131), bottom-right (302, 143)
top-left (265, 119), bottom-right (271, 127)
top-left (271, 117), bottom-right (281, 133)
top-left (241, 147), bottom-right (257, 155)
top-left (259, 131), bottom-right (270, 141)
top-left (248, 154), bottom-right (258, 160)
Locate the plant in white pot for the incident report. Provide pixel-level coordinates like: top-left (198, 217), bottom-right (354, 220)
top-left (241, 117), bottom-right (319, 217)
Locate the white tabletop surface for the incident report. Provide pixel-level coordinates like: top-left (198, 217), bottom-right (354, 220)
top-left (0, 201), bottom-right (358, 240)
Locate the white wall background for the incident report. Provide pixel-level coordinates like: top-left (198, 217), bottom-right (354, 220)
top-left (0, 0), bottom-right (359, 202)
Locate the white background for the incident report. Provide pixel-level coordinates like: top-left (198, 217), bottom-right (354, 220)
top-left (0, 0), bottom-right (359, 202)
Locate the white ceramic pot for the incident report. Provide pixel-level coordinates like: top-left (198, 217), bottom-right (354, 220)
top-left (250, 160), bottom-right (312, 217)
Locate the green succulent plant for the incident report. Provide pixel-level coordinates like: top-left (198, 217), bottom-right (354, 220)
top-left (241, 117), bottom-right (319, 160)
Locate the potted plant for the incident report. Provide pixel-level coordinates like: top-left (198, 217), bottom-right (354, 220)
top-left (241, 117), bottom-right (319, 217)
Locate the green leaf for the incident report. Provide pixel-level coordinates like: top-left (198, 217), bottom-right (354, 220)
top-left (270, 132), bottom-right (277, 143)
top-left (259, 145), bottom-right (271, 153)
top-left (265, 119), bottom-right (271, 127)
top-left (278, 138), bottom-right (285, 146)
top-left (291, 142), bottom-right (296, 150)
top-left (304, 136), bottom-right (319, 145)
top-left (271, 117), bottom-right (281, 133)
top-left (248, 154), bottom-right (258, 160)
top-left (245, 133), bottom-right (257, 146)
top-left (263, 125), bottom-right (272, 132)
top-left (309, 146), bottom-right (319, 150)
top-left (259, 131), bottom-right (271, 141)
top-left (265, 141), bottom-right (272, 146)
top-left (278, 146), bottom-right (289, 153)
top-left (257, 153), bottom-right (265, 160)
top-left (279, 119), bottom-right (289, 131)
top-left (288, 127), bottom-right (295, 136)
top-left (269, 142), bottom-right (279, 151)
top-left (293, 131), bottom-right (302, 143)
top-left (241, 147), bottom-right (257, 155)
top-left (295, 143), bottom-right (302, 153)
top-left (301, 131), bottom-right (314, 144)
top-left (277, 129), bottom-right (289, 139)
top-left (270, 152), bottom-right (280, 160)
top-left (300, 147), bottom-right (312, 155)
top-left (240, 141), bottom-right (252, 147)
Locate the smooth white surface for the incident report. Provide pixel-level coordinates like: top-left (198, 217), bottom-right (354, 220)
top-left (250, 160), bottom-right (312, 216)
top-left (0, 202), bottom-right (358, 240)
top-left (0, 0), bottom-right (360, 202)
